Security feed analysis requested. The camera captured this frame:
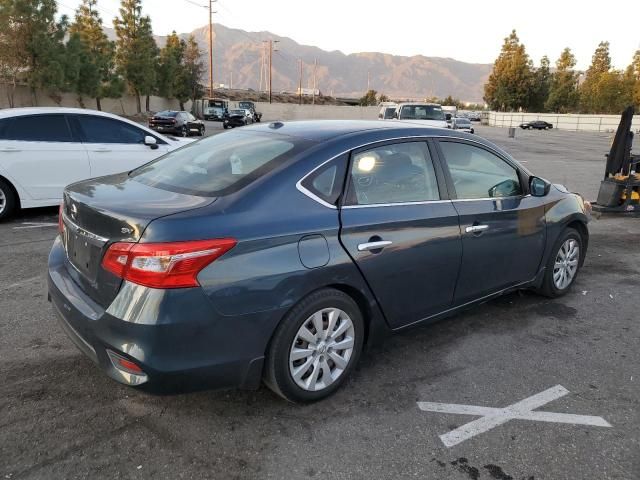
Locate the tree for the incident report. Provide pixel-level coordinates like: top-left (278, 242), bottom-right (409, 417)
top-left (157, 31), bottom-right (185, 100)
top-left (529, 56), bottom-right (551, 112)
top-left (359, 89), bottom-right (377, 106)
top-left (579, 41), bottom-right (627, 114)
top-left (69, 0), bottom-right (121, 110)
top-left (378, 93), bottom-right (389, 103)
top-left (625, 50), bottom-right (640, 109)
top-left (113, 0), bottom-right (158, 113)
top-left (173, 35), bottom-right (204, 109)
top-left (484, 30), bottom-right (534, 111)
top-left (0, 0), bottom-right (67, 104)
top-left (545, 48), bottom-right (579, 113)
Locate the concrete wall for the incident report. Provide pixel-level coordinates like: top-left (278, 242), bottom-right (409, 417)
top-left (488, 111), bottom-right (640, 133)
top-left (251, 102), bottom-right (379, 121)
top-left (0, 84), bottom-right (191, 116)
top-left (0, 84), bottom-right (379, 121)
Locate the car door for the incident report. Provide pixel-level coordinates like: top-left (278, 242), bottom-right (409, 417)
top-left (436, 139), bottom-right (546, 305)
top-left (70, 114), bottom-right (169, 177)
top-left (0, 114), bottom-right (90, 201)
top-left (339, 140), bottom-right (463, 329)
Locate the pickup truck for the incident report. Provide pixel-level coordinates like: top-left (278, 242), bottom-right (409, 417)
top-left (238, 101), bottom-right (262, 123)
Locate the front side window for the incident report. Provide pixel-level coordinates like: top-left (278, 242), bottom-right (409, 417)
top-left (0, 114), bottom-right (73, 142)
top-left (346, 142), bottom-right (440, 206)
top-left (131, 131), bottom-right (311, 196)
top-left (76, 116), bottom-right (149, 144)
top-left (439, 141), bottom-right (521, 199)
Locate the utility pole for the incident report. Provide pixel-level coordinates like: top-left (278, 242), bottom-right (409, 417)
top-left (312, 58), bottom-right (317, 105)
top-left (367, 71), bottom-right (370, 92)
top-left (298, 59), bottom-right (303, 105)
top-left (266, 39), bottom-right (279, 104)
top-left (208, 0), bottom-right (217, 97)
top-left (230, 71), bottom-right (233, 90)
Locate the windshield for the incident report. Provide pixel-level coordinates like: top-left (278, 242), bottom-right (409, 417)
top-left (156, 111), bottom-right (178, 117)
top-left (399, 105), bottom-right (445, 121)
top-left (131, 131), bottom-right (311, 196)
top-left (238, 102), bottom-right (253, 109)
top-left (456, 118), bottom-right (470, 125)
top-left (207, 100), bottom-right (225, 108)
top-left (229, 110), bottom-right (245, 115)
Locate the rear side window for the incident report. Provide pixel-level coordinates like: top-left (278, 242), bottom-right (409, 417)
top-left (75, 115), bottom-right (149, 144)
top-left (0, 114), bottom-right (73, 142)
top-left (300, 155), bottom-right (347, 206)
top-left (131, 131), bottom-right (312, 196)
top-left (346, 142), bottom-right (440, 206)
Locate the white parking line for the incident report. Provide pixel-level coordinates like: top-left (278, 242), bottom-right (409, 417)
top-left (418, 385), bottom-right (611, 447)
top-left (0, 275), bottom-right (44, 291)
top-left (13, 222), bottom-right (58, 230)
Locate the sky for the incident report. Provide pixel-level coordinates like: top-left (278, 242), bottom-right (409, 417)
top-left (56, 0), bottom-right (640, 70)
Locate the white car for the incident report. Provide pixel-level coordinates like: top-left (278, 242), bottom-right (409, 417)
top-left (387, 102), bottom-right (449, 129)
top-left (0, 107), bottom-right (194, 219)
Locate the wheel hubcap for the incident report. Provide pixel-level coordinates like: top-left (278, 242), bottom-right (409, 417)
top-left (553, 239), bottom-right (579, 290)
top-left (289, 307), bottom-right (355, 392)
top-left (0, 189), bottom-right (5, 215)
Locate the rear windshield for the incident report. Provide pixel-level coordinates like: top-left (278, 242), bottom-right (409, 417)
top-left (399, 105), bottom-right (445, 121)
top-left (157, 111), bottom-right (178, 117)
top-left (456, 118), bottom-right (470, 124)
top-left (130, 131), bottom-right (312, 196)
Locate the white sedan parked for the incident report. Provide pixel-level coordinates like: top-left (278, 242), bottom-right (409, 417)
top-left (0, 107), bottom-right (194, 219)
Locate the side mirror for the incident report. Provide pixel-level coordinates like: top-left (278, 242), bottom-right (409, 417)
top-left (529, 176), bottom-right (550, 197)
top-left (144, 135), bottom-right (159, 150)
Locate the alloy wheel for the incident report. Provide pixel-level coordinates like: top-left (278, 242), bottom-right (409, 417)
top-left (289, 308), bottom-right (355, 392)
top-left (553, 238), bottom-right (579, 290)
top-left (0, 188), bottom-right (6, 215)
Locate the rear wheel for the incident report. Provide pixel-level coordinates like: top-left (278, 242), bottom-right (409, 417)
top-left (0, 178), bottom-right (18, 221)
top-left (181, 125), bottom-right (188, 137)
top-left (264, 289), bottom-right (364, 402)
top-left (539, 228), bottom-right (583, 297)
top-left (199, 126), bottom-right (205, 136)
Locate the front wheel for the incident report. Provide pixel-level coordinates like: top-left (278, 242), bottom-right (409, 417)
top-left (264, 289), bottom-right (364, 402)
top-left (180, 125), bottom-right (188, 137)
top-left (0, 178), bottom-right (18, 221)
top-left (538, 228), bottom-right (583, 297)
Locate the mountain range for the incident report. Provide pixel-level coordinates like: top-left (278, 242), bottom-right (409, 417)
top-left (106, 23), bottom-right (492, 103)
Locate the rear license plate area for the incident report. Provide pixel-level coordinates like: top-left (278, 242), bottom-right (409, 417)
top-left (66, 231), bottom-right (100, 280)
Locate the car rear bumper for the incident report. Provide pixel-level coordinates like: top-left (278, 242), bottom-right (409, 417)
top-left (149, 124), bottom-right (179, 134)
top-left (47, 237), bottom-right (268, 392)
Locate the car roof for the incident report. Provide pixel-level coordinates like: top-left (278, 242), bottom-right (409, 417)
top-left (241, 120), bottom-right (479, 143)
top-left (0, 107), bottom-right (132, 120)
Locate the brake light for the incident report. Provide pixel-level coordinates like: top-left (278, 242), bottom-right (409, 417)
top-left (102, 239), bottom-right (236, 289)
top-left (58, 203), bottom-right (64, 234)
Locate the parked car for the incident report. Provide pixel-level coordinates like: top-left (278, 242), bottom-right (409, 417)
top-left (520, 120), bottom-right (553, 130)
top-left (0, 107), bottom-right (194, 220)
top-left (387, 103), bottom-right (449, 128)
top-left (378, 105), bottom-right (397, 120)
top-left (49, 121), bottom-right (590, 402)
top-left (148, 110), bottom-right (204, 137)
top-left (238, 101), bottom-right (262, 122)
top-left (223, 109), bottom-right (253, 128)
top-left (451, 117), bottom-right (475, 134)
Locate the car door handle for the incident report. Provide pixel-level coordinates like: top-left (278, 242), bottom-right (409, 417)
top-left (91, 147), bottom-right (112, 152)
top-left (357, 240), bottom-right (393, 252)
top-left (465, 224), bottom-right (489, 234)
top-left (0, 147), bottom-right (19, 152)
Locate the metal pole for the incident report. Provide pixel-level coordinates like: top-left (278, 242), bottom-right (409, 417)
top-left (208, 0), bottom-right (216, 97)
top-left (298, 59), bottom-right (303, 105)
top-left (312, 58), bottom-right (317, 105)
top-left (268, 40), bottom-right (272, 104)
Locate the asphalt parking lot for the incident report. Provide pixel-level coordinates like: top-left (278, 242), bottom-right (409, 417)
top-left (1, 126), bottom-right (639, 480)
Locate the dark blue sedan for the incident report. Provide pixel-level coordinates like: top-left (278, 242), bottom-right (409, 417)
top-left (48, 121), bottom-right (591, 402)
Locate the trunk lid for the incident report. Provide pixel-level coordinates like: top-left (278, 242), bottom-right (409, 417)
top-left (61, 172), bottom-right (215, 307)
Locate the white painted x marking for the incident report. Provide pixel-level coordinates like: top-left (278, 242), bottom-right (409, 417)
top-left (418, 385), bottom-right (611, 447)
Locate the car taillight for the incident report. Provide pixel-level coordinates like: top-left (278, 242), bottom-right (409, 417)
top-left (102, 239), bottom-right (236, 289)
top-left (58, 203), bottom-right (64, 234)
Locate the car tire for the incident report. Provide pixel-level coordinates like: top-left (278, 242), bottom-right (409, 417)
top-left (264, 288), bottom-right (365, 403)
top-left (181, 126), bottom-right (188, 137)
top-left (538, 227), bottom-right (583, 298)
top-left (199, 126), bottom-right (205, 136)
top-left (0, 178), bottom-right (18, 221)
